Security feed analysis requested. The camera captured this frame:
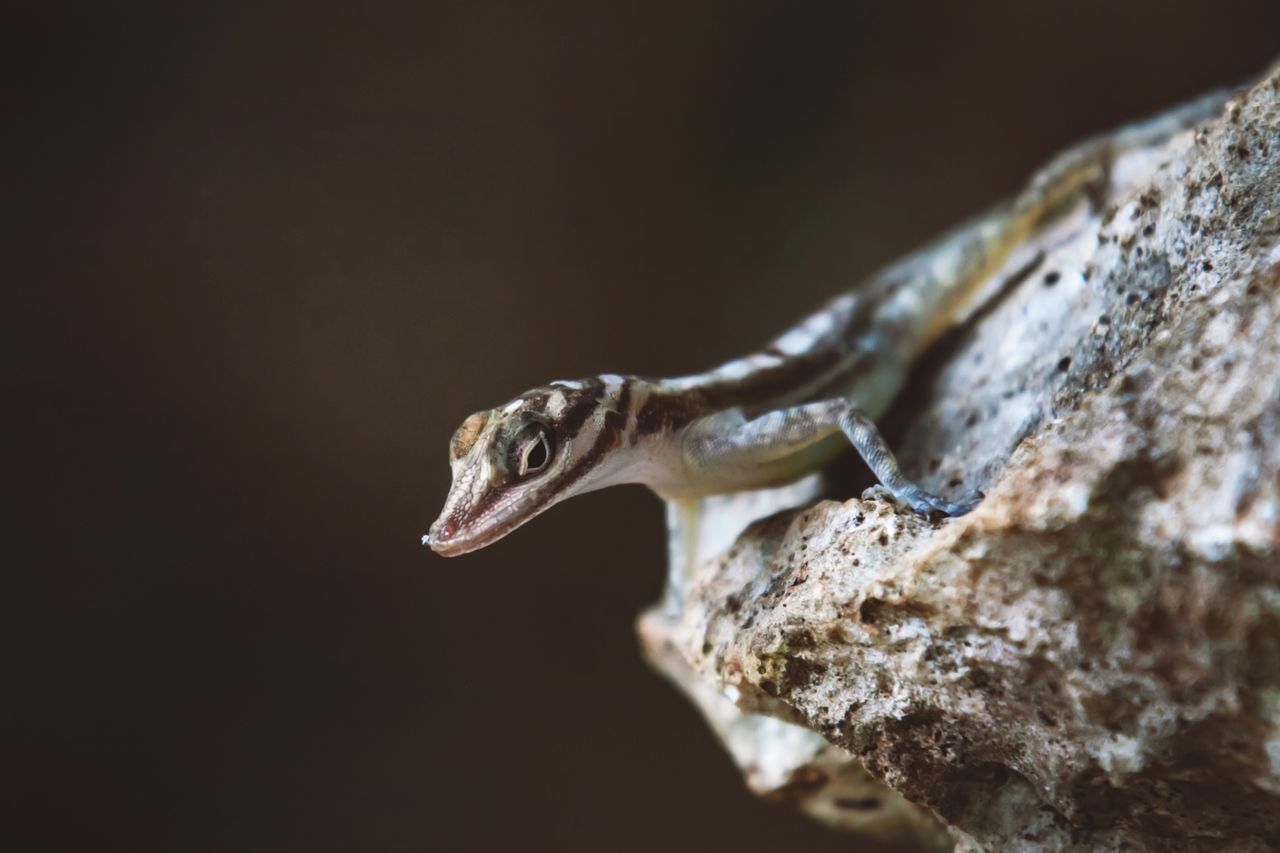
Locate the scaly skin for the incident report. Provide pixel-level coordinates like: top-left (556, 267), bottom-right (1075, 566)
top-left (424, 92), bottom-right (1225, 562)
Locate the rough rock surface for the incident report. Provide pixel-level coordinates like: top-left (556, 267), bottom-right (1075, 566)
top-left (640, 65), bottom-right (1280, 851)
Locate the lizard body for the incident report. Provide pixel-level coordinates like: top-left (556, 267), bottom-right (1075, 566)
top-left (424, 94), bottom-right (1223, 572)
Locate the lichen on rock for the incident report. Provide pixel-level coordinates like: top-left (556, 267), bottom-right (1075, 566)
top-left (640, 63), bottom-right (1280, 851)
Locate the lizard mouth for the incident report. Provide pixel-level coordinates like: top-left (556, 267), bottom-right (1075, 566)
top-left (423, 495), bottom-right (551, 557)
top-left (422, 534), bottom-right (478, 557)
top-left (422, 525), bottom-right (494, 557)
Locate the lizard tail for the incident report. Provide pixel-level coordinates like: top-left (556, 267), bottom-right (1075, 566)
top-left (869, 86), bottom-right (1232, 361)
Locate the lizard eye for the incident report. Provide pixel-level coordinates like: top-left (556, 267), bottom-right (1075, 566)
top-left (514, 425), bottom-right (553, 476)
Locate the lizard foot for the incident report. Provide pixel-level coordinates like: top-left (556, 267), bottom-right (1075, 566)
top-left (867, 484), bottom-right (984, 518)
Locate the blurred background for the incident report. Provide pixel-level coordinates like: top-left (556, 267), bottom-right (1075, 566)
top-left (7, 2), bottom-right (1278, 850)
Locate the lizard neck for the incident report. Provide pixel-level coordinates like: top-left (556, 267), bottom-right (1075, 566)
top-left (591, 377), bottom-right (710, 491)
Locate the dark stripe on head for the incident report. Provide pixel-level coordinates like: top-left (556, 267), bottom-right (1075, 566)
top-left (460, 378), bottom-right (606, 525)
top-left (554, 377), bottom-right (606, 440)
top-left (538, 376), bottom-right (629, 497)
top-left (464, 376), bottom-right (620, 523)
top-left (520, 390), bottom-right (551, 411)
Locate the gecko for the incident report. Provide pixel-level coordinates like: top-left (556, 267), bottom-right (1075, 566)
top-left (422, 93), bottom-right (1222, 587)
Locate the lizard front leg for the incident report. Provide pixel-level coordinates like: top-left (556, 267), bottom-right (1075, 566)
top-left (683, 399), bottom-right (977, 517)
top-left (663, 497), bottom-right (701, 610)
top-left (835, 404), bottom-right (978, 516)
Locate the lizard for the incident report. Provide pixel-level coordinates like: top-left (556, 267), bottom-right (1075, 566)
top-left (422, 93), bottom-right (1224, 590)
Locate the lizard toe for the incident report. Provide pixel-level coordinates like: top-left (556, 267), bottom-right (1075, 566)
top-left (897, 487), bottom-right (983, 518)
top-left (935, 491), bottom-right (984, 517)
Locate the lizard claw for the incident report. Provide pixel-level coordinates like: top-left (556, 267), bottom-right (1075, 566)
top-left (931, 491), bottom-right (984, 517)
top-left (891, 485), bottom-right (984, 518)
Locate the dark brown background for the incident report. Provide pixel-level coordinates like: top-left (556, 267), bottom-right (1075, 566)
top-left (7, 2), bottom-right (1278, 851)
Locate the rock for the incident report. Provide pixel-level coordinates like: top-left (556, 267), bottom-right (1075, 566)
top-left (639, 63), bottom-right (1280, 851)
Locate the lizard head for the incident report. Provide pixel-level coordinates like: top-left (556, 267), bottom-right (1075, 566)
top-left (424, 376), bottom-right (631, 556)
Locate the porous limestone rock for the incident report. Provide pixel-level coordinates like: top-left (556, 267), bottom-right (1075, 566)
top-left (640, 64), bottom-right (1280, 851)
